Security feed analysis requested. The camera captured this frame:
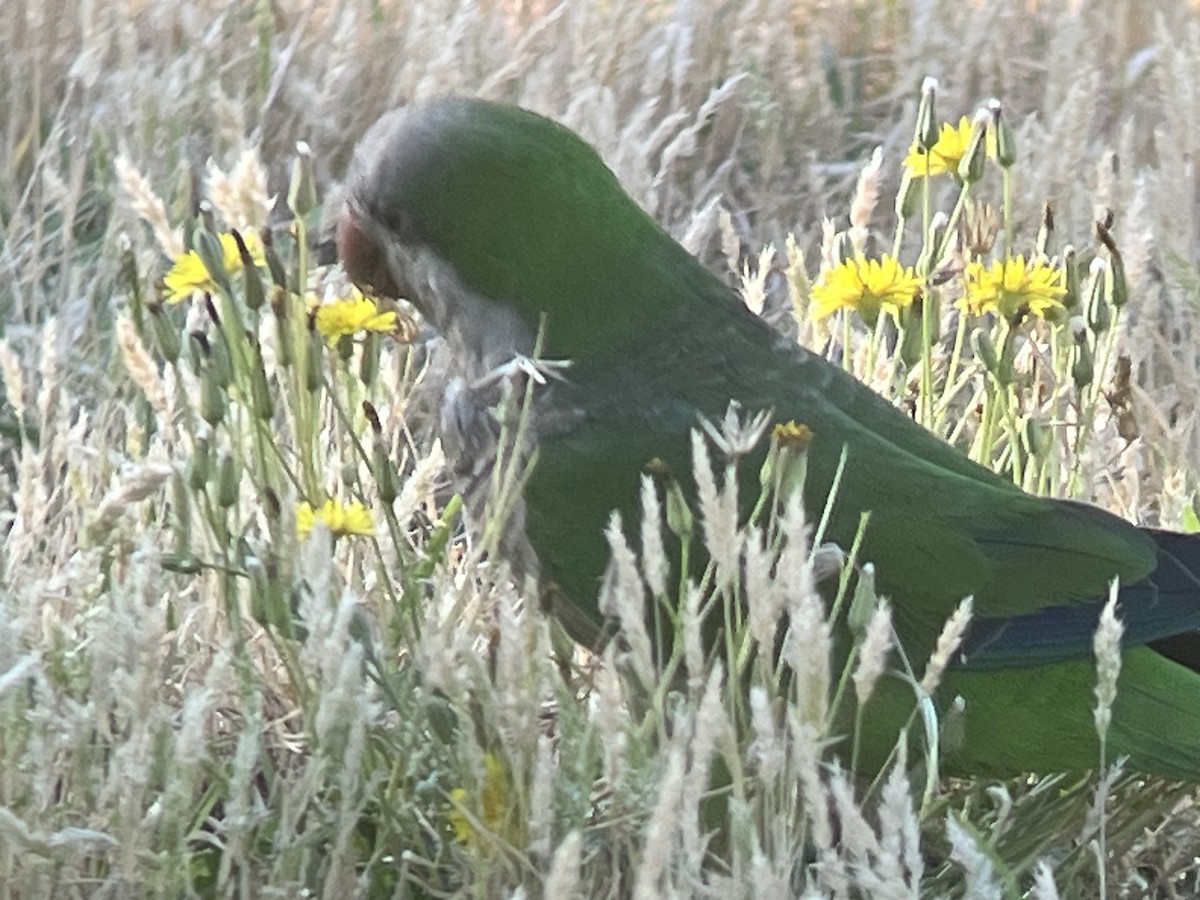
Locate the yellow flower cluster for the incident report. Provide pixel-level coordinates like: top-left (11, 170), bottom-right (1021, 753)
top-left (903, 116), bottom-right (975, 177)
top-left (313, 293), bottom-right (398, 343)
top-left (295, 498), bottom-right (374, 539)
top-left (961, 255), bottom-right (1066, 322)
top-left (163, 231), bottom-right (264, 302)
top-left (810, 255), bottom-right (922, 326)
top-left (448, 753), bottom-right (510, 845)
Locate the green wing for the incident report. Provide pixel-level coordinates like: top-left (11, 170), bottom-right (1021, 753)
top-left (525, 294), bottom-right (1157, 651)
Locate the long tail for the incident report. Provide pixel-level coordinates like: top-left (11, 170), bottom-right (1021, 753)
top-left (1143, 529), bottom-right (1200, 671)
top-left (962, 528), bottom-right (1200, 668)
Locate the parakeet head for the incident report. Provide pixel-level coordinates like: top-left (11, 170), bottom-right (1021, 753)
top-left (338, 96), bottom-right (724, 366)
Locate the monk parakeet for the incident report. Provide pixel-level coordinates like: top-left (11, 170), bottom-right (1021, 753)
top-left (337, 96), bottom-right (1200, 778)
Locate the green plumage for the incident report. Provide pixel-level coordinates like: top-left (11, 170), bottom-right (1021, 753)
top-left (340, 96), bottom-right (1200, 779)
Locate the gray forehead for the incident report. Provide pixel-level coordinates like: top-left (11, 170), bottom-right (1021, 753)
top-left (347, 99), bottom-right (476, 213)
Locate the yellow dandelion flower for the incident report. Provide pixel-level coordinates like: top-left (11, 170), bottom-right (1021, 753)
top-left (313, 293), bottom-right (398, 343)
top-left (961, 255), bottom-right (1067, 322)
top-left (295, 498), bottom-right (374, 539)
top-left (449, 753), bottom-right (511, 845)
top-left (904, 116), bottom-right (973, 178)
top-left (163, 231), bottom-right (264, 302)
top-left (810, 255), bottom-right (922, 326)
top-left (772, 420), bottom-right (813, 450)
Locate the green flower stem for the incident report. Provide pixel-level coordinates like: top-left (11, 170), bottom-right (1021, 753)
top-left (1068, 310), bottom-right (1124, 496)
top-left (1001, 166), bottom-right (1014, 260)
top-left (891, 214), bottom-right (907, 261)
top-left (947, 383), bottom-right (985, 449)
top-left (919, 286), bottom-right (934, 428)
top-left (827, 511), bottom-right (869, 627)
top-left (1000, 384), bottom-right (1025, 487)
top-left (864, 316), bottom-right (884, 383)
top-left (322, 366), bottom-right (403, 612)
top-left (841, 312), bottom-right (852, 372)
top-left (917, 178), bottom-right (971, 431)
top-left (916, 156), bottom-right (933, 427)
top-left (288, 218), bottom-right (320, 499)
top-left (934, 311), bottom-right (970, 434)
top-left (973, 381), bottom-right (999, 468)
top-left (933, 180), bottom-right (972, 268)
top-left (250, 416), bottom-right (305, 495)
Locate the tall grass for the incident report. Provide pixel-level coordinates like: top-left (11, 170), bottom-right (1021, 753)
top-left (4, 0), bottom-right (1200, 896)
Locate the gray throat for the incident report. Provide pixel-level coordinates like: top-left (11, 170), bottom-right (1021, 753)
top-left (374, 235), bottom-right (549, 585)
top-left (379, 238), bottom-right (537, 384)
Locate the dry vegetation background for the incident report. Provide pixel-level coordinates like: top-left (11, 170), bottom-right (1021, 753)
top-left (7, 0), bottom-right (1200, 896)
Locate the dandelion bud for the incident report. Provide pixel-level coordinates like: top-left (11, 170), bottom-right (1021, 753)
top-left (234, 229), bottom-right (265, 310)
top-left (360, 331), bottom-right (380, 385)
top-left (187, 436), bottom-right (211, 490)
top-left (288, 141), bottom-right (319, 219)
top-left (831, 231), bottom-right (852, 266)
top-left (1072, 333), bottom-right (1095, 390)
top-left (942, 695), bottom-right (968, 754)
top-left (216, 452), bottom-right (241, 508)
top-left (972, 328), bottom-right (1008, 386)
top-left (848, 563), bottom-right (877, 633)
top-left (1061, 246), bottom-right (1080, 310)
top-left (187, 330), bottom-right (208, 373)
top-left (197, 200), bottom-right (218, 234)
top-left (646, 458), bottom-right (693, 541)
top-left (208, 333), bottom-right (234, 389)
top-left (1022, 416), bottom-right (1052, 460)
top-left (304, 329), bottom-right (324, 393)
top-left (199, 365), bottom-right (226, 426)
top-left (914, 76), bottom-right (939, 151)
top-left (768, 421), bottom-right (812, 502)
top-left (1086, 259), bottom-right (1111, 335)
top-left (246, 331), bottom-right (274, 421)
top-left (1035, 203), bottom-right (1053, 259)
top-left (918, 212), bottom-right (950, 275)
top-left (956, 110), bottom-right (990, 185)
top-left (987, 99), bottom-right (1016, 168)
top-left (194, 227), bottom-right (233, 298)
top-left (260, 227), bottom-right (290, 290)
top-left (270, 287), bottom-right (294, 369)
top-left (1105, 249), bottom-right (1128, 309)
top-left (373, 441), bottom-right (399, 505)
top-left (895, 170), bottom-right (921, 221)
top-left (362, 400), bottom-right (382, 433)
top-left (898, 302), bottom-right (925, 368)
top-left (147, 302), bottom-right (181, 364)
top-left (118, 234), bottom-right (145, 330)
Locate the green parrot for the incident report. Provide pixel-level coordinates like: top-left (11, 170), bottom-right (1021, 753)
top-left (337, 96), bottom-right (1200, 779)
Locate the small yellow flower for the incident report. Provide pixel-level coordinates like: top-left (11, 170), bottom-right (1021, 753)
top-left (960, 255), bottom-right (1067, 322)
top-left (449, 753), bottom-right (511, 845)
top-left (810, 255), bottom-right (922, 326)
top-left (313, 293), bottom-right (398, 343)
top-left (163, 231), bottom-right (264, 302)
top-left (295, 498), bottom-right (374, 539)
top-left (772, 420), bottom-right (813, 450)
top-left (904, 116), bottom-right (973, 178)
